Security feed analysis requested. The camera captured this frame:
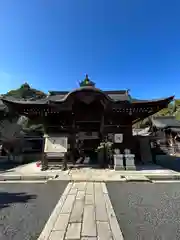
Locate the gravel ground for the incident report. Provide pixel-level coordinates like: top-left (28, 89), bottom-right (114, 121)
top-left (106, 182), bottom-right (180, 240)
top-left (0, 181), bottom-right (68, 240)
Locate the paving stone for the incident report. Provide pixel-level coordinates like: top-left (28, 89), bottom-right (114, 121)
top-left (94, 183), bottom-right (108, 221)
top-left (53, 214), bottom-right (69, 231)
top-left (72, 182), bottom-right (79, 189)
top-left (69, 199), bottom-right (84, 223)
top-left (101, 183), bottom-right (108, 194)
top-left (125, 175), bottom-right (150, 182)
top-left (97, 221), bottom-right (113, 240)
top-left (20, 174), bottom-right (47, 180)
top-left (85, 194), bottom-right (94, 205)
top-left (0, 174), bottom-right (21, 181)
top-left (49, 230), bottom-right (65, 240)
top-left (71, 175), bottom-right (89, 181)
top-left (94, 186), bottom-right (108, 221)
top-left (94, 182), bottom-right (102, 192)
top-left (62, 183), bottom-right (73, 196)
top-left (82, 205), bottom-right (97, 237)
top-left (73, 182), bottom-right (87, 191)
top-left (69, 188), bottom-right (78, 195)
top-left (86, 182), bottom-right (94, 195)
top-left (76, 191), bottom-right (85, 200)
top-left (55, 174), bottom-right (71, 181)
top-left (65, 223), bottom-right (81, 239)
top-left (81, 238), bottom-right (97, 240)
top-left (95, 201), bottom-right (108, 221)
top-left (61, 194), bottom-right (76, 214)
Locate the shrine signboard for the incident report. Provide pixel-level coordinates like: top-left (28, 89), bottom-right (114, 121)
top-left (114, 133), bottom-right (123, 143)
top-left (44, 136), bottom-right (68, 153)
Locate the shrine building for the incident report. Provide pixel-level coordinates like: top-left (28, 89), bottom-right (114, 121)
top-left (1, 75), bottom-right (174, 164)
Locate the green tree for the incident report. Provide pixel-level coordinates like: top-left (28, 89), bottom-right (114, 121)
top-left (5, 83), bottom-right (46, 99)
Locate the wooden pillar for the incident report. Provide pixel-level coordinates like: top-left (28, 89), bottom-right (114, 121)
top-left (41, 153), bottom-right (48, 171)
top-left (100, 113), bottom-right (104, 140)
top-left (41, 124), bottom-right (48, 171)
top-left (62, 151), bottom-right (68, 170)
top-left (171, 131), bottom-right (176, 154)
top-left (71, 114), bottom-right (76, 164)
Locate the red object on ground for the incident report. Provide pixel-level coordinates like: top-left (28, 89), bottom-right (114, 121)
top-left (36, 161), bottom-right (41, 167)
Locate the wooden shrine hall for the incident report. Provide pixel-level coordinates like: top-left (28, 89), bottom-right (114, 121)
top-left (1, 75), bottom-right (174, 169)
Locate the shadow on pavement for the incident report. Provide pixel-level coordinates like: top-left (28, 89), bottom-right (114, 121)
top-left (156, 155), bottom-right (180, 172)
top-left (135, 164), bottom-right (166, 171)
top-left (0, 162), bottom-right (21, 172)
top-left (0, 192), bottom-right (37, 209)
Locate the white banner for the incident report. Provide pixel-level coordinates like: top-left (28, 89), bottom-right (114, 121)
top-left (44, 137), bottom-right (68, 153)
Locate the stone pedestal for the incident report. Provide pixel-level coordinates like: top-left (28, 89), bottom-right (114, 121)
top-left (125, 154), bottom-right (136, 170)
top-left (124, 148), bottom-right (131, 155)
top-left (114, 154), bottom-right (125, 170)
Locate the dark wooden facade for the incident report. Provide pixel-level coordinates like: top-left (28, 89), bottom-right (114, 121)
top-left (1, 85), bottom-right (174, 161)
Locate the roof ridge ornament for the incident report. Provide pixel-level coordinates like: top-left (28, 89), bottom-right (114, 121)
top-left (79, 74), bottom-right (95, 87)
top-left (126, 89), bottom-right (132, 102)
top-left (21, 82), bottom-right (30, 90)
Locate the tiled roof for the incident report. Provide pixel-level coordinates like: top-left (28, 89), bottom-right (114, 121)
top-left (48, 89), bottom-right (129, 102)
top-left (152, 116), bottom-right (180, 129)
top-left (0, 87), bottom-right (174, 106)
top-left (0, 100), bottom-right (6, 111)
top-left (1, 87), bottom-right (130, 104)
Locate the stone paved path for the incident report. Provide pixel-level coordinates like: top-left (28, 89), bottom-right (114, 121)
top-left (38, 182), bottom-right (124, 240)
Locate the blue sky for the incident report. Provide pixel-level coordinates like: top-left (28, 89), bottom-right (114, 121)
top-left (0, 0), bottom-right (180, 99)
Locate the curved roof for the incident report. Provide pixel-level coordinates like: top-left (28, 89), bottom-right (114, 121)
top-left (0, 87), bottom-right (174, 107)
top-left (0, 99), bottom-right (7, 111)
top-left (48, 87), bottom-right (130, 102)
top-left (1, 87), bottom-right (130, 105)
top-left (131, 96), bottom-right (174, 105)
top-left (48, 86), bottom-right (129, 103)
